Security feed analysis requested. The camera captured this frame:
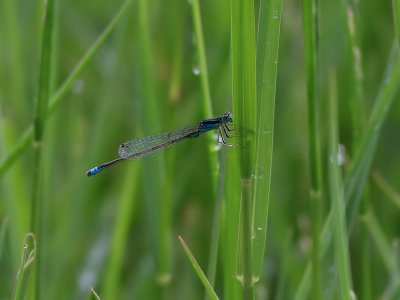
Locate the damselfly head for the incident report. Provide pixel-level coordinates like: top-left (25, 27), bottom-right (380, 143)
top-left (222, 111), bottom-right (233, 123)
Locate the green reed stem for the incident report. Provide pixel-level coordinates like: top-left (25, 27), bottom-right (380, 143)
top-left (0, 0), bottom-right (133, 179)
top-left (302, 0), bottom-right (323, 297)
top-left (30, 0), bottom-right (55, 298)
top-left (231, 0), bottom-right (257, 298)
top-left (328, 68), bottom-right (352, 300)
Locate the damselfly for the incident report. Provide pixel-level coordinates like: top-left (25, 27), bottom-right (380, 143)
top-left (86, 112), bottom-right (234, 176)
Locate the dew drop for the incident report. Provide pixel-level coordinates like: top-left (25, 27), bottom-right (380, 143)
top-left (337, 144), bottom-right (346, 165)
top-left (261, 124), bottom-right (271, 135)
top-left (252, 166), bottom-right (265, 179)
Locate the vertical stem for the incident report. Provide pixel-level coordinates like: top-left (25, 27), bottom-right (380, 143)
top-left (191, 0), bottom-right (213, 119)
top-left (328, 68), bottom-right (352, 300)
top-left (31, 0), bottom-right (55, 298)
top-left (138, 0), bottom-right (171, 292)
top-left (343, 3), bottom-right (368, 298)
top-left (231, 0), bottom-right (256, 298)
top-left (252, 0), bottom-right (283, 280)
top-left (302, 0), bottom-right (322, 298)
top-left (241, 179), bottom-right (254, 299)
top-left (360, 233), bottom-right (372, 300)
top-left (191, 1), bottom-right (221, 291)
top-left (294, 47), bottom-right (400, 300)
top-left (345, 4), bottom-right (364, 148)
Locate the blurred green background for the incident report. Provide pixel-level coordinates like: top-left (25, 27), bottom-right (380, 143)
top-left (1, 0), bottom-right (399, 299)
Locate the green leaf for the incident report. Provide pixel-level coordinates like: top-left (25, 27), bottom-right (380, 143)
top-left (179, 236), bottom-right (220, 300)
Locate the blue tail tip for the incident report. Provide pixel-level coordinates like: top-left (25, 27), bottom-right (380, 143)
top-left (86, 166), bottom-right (101, 177)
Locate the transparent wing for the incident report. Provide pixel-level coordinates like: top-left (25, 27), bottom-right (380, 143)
top-left (118, 124), bottom-right (199, 159)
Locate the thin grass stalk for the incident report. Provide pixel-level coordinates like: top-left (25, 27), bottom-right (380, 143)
top-left (342, 3), bottom-right (370, 298)
top-left (191, 0), bottom-right (214, 119)
top-left (223, 152), bottom-right (241, 300)
top-left (30, 0), bottom-right (55, 298)
top-left (231, 0), bottom-right (256, 298)
top-left (103, 163), bottom-right (141, 299)
top-left (190, 0), bottom-right (222, 290)
top-left (302, 0), bottom-right (323, 298)
top-left (205, 151), bottom-right (227, 296)
top-left (13, 242), bottom-right (28, 300)
top-left (295, 45), bottom-right (400, 299)
top-left (252, 0), bottom-right (283, 280)
top-left (94, 10), bottom-right (136, 299)
top-left (360, 235), bottom-right (372, 300)
top-left (0, 0), bottom-right (133, 179)
top-left (371, 171), bottom-right (400, 209)
top-left (179, 236), bottom-right (220, 300)
top-left (344, 3), bottom-right (364, 147)
top-left (13, 233), bottom-right (36, 300)
top-left (345, 44), bottom-right (400, 230)
top-left (361, 211), bottom-right (392, 271)
top-left (138, 0), bottom-right (171, 288)
top-left (363, 215), bottom-right (398, 300)
top-left (240, 183), bottom-right (253, 299)
top-left (328, 68), bottom-right (352, 300)
top-left (89, 288), bottom-right (101, 300)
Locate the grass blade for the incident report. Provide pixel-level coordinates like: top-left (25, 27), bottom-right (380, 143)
top-left (102, 163), bottom-right (141, 299)
top-left (344, 3), bottom-right (364, 147)
top-left (90, 288), bottom-right (101, 300)
top-left (0, 0), bottom-right (133, 179)
top-left (190, 0), bottom-right (221, 289)
top-left (345, 44), bottom-right (400, 229)
top-left (252, 0), bottom-right (283, 280)
top-left (371, 171), bottom-right (400, 209)
top-left (224, 150), bottom-right (242, 300)
top-left (295, 45), bottom-right (400, 299)
top-left (191, 0), bottom-right (214, 119)
top-left (138, 0), bottom-right (171, 288)
top-left (231, 0), bottom-right (257, 298)
top-left (361, 211), bottom-right (392, 271)
top-left (342, 4), bottom-right (369, 298)
top-left (12, 243), bottom-right (28, 300)
top-left (13, 233), bottom-right (36, 300)
top-left (328, 68), bottom-right (352, 300)
top-left (302, 0), bottom-right (323, 297)
top-left (179, 236), bottom-right (219, 300)
top-left (30, 1), bottom-right (56, 298)
top-left (32, 0), bottom-right (55, 143)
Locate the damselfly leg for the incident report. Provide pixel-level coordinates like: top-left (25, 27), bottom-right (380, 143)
top-left (217, 126), bottom-right (237, 146)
